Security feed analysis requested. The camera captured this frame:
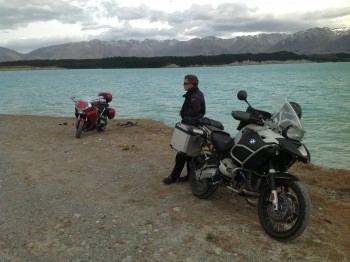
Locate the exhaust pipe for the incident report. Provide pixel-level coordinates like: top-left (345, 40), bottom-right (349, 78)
top-left (227, 186), bottom-right (259, 197)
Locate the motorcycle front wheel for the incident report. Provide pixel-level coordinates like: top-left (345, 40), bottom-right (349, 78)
top-left (76, 120), bottom-right (84, 138)
top-left (258, 179), bottom-right (311, 241)
top-left (189, 156), bottom-right (219, 199)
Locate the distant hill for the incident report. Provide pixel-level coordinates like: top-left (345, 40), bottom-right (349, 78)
top-left (268, 27), bottom-right (349, 54)
top-left (1, 27), bottom-right (349, 62)
top-left (0, 47), bottom-right (23, 62)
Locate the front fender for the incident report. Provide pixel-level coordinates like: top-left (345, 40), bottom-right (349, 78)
top-left (75, 115), bottom-right (87, 128)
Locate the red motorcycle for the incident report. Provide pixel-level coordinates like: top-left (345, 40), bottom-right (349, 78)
top-left (71, 92), bottom-right (116, 138)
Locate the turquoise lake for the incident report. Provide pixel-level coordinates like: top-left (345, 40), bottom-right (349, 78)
top-left (1, 62), bottom-right (349, 170)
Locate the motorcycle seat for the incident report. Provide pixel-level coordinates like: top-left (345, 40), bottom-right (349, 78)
top-left (201, 117), bottom-right (224, 130)
top-left (205, 125), bottom-right (223, 133)
top-left (211, 130), bottom-right (235, 153)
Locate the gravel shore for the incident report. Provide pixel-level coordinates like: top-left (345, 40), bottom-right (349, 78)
top-left (1, 115), bottom-right (349, 262)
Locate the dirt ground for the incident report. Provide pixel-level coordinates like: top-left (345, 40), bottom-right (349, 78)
top-left (0, 115), bottom-right (349, 262)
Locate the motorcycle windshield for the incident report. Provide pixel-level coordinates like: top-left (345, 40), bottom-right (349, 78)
top-left (270, 99), bottom-right (305, 140)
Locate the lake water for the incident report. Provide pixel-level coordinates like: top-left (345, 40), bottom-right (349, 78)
top-left (1, 62), bottom-right (349, 170)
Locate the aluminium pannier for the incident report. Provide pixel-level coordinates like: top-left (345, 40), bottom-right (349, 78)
top-left (170, 122), bottom-right (203, 157)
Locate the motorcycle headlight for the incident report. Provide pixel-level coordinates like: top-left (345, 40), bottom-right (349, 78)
top-left (76, 101), bottom-right (89, 114)
top-left (283, 126), bottom-right (305, 141)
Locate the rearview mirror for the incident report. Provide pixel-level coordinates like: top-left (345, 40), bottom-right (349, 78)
top-left (237, 90), bottom-right (247, 101)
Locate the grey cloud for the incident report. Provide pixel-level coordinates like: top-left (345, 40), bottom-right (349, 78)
top-left (0, 0), bottom-right (90, 30)
top-left (100, 2), bottom-right (143, 20)
top-left (5, 36), bottom-right (81, 53)
top-left (164, 3), bottom-right (350, 36)
top-left (1, 1), bottom-right (349, 53)
top-left (299, 6), bottom-right (350, 21)
top-left (97, 25), bottom-right (178, 41)
top-left (100, 1), bottom-right (167, 22)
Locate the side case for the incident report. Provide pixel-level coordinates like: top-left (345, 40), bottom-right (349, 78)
top-left (170, 122), bottom-right (203, 157)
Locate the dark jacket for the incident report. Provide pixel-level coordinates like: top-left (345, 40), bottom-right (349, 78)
top-left (180, 87), bottom-right (206, 118)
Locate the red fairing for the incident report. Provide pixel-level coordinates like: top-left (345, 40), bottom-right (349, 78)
top-left (98, 92), bottom-right (112, 102)
top-left (85, 107), bottom-right (99, 126)
top-left (75, 107), bottom-right (99, 129)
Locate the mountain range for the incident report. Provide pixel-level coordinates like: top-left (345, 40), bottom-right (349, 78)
top-left (1, 27), bottom-right (349, 62)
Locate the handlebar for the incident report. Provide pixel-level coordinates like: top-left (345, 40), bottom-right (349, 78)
top-left (232, 108), bottom-right (272, 126)
top-left (231, 111), bottom-right (250, 122)
top-left (71, 96), bottom-right (107, 104)
top-left (232, 110), bottom-right (265, 125)
top-left (91, 98), bottom-right (107, 103)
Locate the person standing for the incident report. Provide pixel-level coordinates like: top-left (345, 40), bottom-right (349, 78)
top-left (163, 74), bottom-right (206, 185)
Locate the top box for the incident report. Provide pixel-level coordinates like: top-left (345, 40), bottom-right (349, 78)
top-left (98, 92), bottom-right (112, 103)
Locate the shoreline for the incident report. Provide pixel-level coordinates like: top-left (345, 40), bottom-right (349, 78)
top-left (0, 66), bottom-right (65, 71)
top-left (0, 59), bottom-right (317, 71)
top-left (1, 113), bottom-right (348, 171)
top-left (162, 59), bottom-right (313, 68)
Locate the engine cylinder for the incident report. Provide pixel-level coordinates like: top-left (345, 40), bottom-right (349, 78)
top-left (219, 158), bottom-right (237, 177)
top-left (196, 166), bottom-right (217, 180)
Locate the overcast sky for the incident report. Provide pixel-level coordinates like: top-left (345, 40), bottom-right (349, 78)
top-left (1, 0), bottom-right (350, 53)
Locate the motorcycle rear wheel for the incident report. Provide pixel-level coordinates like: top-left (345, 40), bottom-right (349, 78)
top-left (258, 179), bottom-right (311, 241)
top-left (97, 117), bottom-right (107, 132)
top-left (97, 123), bottom-right (106, 132)
top-left (76, 120), bottom-right (84, 138)
top-left (189, 156), bottom-right (219, 199)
